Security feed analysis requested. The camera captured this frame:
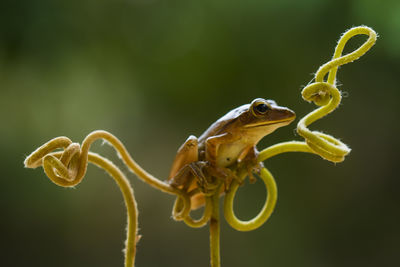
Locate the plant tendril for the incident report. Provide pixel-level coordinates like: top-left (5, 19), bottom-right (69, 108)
top-left (24, 131), bottom-right (195, 267)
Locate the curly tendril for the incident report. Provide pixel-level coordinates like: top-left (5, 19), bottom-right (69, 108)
top-left (24, 131), bottom-right (195, 267)
top-left (223, 26), bottom-right (376, 232)
top-left (24, 26), bottom-right (376, 267)
top-left (224, 168), bottom-right (277, 231)
top-left (297, 26), bottom-right (377, 162)
top-left (24, 136), bottom-right (138, 267)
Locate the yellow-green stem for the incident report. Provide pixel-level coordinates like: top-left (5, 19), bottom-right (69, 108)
top-left (88, 153), bottom-right (138, 267)
top-left (210, 186), bottom-right (221, 267)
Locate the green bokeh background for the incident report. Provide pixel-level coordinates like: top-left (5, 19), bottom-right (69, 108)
top-left (1, 0), bottom-right (399, 266)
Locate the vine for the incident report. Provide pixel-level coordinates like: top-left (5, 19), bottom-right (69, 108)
top-left (24, 26), bottom-right (376, 267)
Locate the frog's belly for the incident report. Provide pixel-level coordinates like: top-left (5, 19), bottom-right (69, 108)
top-left (216, 143), bottom-right (248, 167)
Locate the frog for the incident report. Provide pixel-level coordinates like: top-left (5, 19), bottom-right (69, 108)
top-left (167, 98), bottom-right (296, 210)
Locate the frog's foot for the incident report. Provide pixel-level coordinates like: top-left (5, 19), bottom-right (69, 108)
top-left (193, 163), bottom-right (219, 195)
top-left (168, 161), bottom-right (207, 190)
top-left (173, 161), bottom-right (216, 195)
top-left (238, 157), bottom-right (264, 184)
top-left (204, 165), bottom-right (240, 192)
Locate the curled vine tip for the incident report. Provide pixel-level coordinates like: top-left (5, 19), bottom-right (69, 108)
top-left (24, 137), bottom-right (73, 169)
top-left (224, 168), bottom-right (277, 231)
top-left (24, 132), bottom-right (140, 267)
top-left (297, 26), bottom-right (376, 163)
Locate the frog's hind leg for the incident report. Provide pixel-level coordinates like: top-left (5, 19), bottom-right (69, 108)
top-left (169, 161), bottom-right (208, 189)
top-left (168, 135), bottom-right (198, 181)
top-left (168, 135), bottom-right (217, 210)
top-left (169, 160), bottom-right (213, 210)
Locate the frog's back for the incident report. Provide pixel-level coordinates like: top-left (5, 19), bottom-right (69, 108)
top-left (198, 104), bottom-right (249, 144)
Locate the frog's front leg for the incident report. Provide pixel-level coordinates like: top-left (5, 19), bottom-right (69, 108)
top-left (205, 133), bottom-right (240, 165)
top-left (205, 133), bottom-right (241, 187)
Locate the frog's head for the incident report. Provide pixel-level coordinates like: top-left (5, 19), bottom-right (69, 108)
top-left (240, 98), bottom-right (295, 138)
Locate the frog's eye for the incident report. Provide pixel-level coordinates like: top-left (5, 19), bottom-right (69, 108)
top-left (253, 102), bottom-right (270, 115)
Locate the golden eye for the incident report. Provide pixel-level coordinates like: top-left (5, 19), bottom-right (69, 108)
top-left (250, 98), bottom-right (271, 116)
top-left (251, 101), bottom-right (270, 116)
top-left (254, 103), bottom-right (269, 113)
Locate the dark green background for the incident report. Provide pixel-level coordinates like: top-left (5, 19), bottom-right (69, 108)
top-left (1, 0), bottom-right (399, 266)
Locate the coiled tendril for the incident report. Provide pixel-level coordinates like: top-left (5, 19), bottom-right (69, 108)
top-left (297, 26), bottom-right (377, 162)
top-left (24, 130), bottom-right (194, 267)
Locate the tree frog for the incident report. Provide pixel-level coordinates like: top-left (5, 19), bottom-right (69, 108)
top-left (168, 98), bottom-right (295, 209)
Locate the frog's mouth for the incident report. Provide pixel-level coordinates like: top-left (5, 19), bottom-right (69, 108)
top-left (244, 116), bottom-right (296, 128)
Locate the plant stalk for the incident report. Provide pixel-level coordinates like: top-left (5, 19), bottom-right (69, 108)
top-left (209, 187), bottom-right (221, 267)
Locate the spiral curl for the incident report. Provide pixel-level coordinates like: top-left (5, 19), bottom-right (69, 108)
top-left (24, 135), bottom-right (138, 267)
top-left (297, 26), bottom-right (377, 162)
top-left (24, 131), bottom-right (200, 267)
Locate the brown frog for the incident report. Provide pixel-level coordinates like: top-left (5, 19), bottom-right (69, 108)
top-left (168, 98), bottom-right (295, 209)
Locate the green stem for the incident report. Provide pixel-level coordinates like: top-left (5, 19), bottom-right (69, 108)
top-left (88, 153), bottom-right (137, 267)
top-left (210, 187), bottom-right (221, 267)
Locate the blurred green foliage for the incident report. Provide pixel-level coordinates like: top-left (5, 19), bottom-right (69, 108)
top-left (1, 0), bottom-right (399, 266)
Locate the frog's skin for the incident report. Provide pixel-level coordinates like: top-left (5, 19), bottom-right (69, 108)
top-left (168, 98), bottom-right (296, 209)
